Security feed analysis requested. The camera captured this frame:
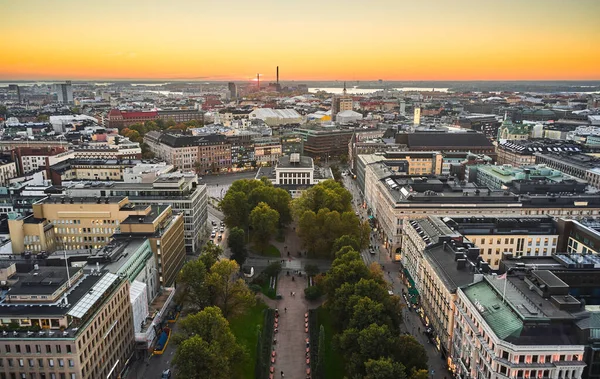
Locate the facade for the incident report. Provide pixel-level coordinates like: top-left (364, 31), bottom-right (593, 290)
top-left (452, 275), bottom-right (586, 379)
top-left (556, 218), bottom-right (600, 256)
top-left (280, 133), bottom-right (304, 156)
top-left (0, 160), bottom-right (18, 186)
top-left (106, 109), bottom-right (159, 129)
top-left (254, 136), bottom-right (282, 165)
top-left (144, 131), bottom-right (231, 173)
top-left (55, 173), bottom-right (206, 253)
top-left (256, 154), bottom-right (333, 198)
top-left (295, 128), bottom-right (355, 158)
top-left (48, 159), bottom-right (141, 185)
top-left (363, 167), bottom-right (600, 262)
top-left (497, 118), bottom-right (531, 140)
top-left (8, 196), bottom-right (151, 254)
top-left (158, 109), bottom-right (203, 123)
top-left (497, 140), bottom-right (582, 167)
top-left (15, 148), bottom-right (74, 176)
top-left (55, 81), bottom-right (73, 104)
top-left (446, 216), bottom-right (559, 269)
top-left (73, 142), bottom-right (142, 160)
top-left (0, 268), bottom-right (133, 379)
top-left (535, 152), bottom-right (600, 189)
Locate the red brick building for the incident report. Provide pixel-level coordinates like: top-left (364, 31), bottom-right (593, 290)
top-left (107, 109), bottom-right (159, 129)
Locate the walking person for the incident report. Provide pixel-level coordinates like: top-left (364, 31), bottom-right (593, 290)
top-left (281, 371), bottom-right (284, 378)
top-left (284, 307), bottom-right (287, 313)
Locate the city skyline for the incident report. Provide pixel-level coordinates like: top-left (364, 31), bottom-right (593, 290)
top-left (1, 0), bottom-right (600, 81)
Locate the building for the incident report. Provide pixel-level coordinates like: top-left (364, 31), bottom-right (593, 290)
top-left (0, 267), bottom-right (134, 379)
top-left (395, 131), bottom-right (497, 161)
top-left (254, 136), bottom-right (282, 166)
top-left (106, 109), bottom-right (159, 129)
top-left (227, 133), bottom-right (256, 168)
top-left (248, 108), bottom-right (303, 126)
top-left (456, 113), bottom-right (501, 139)
top-left (452, 274), bottom-right (586, 379)
top-left (556, 218), bottom-right (600, 256)
top-left (256, 154), bottom-right (333, 197)
top-left (56, 173), bottom-right (207, 253)
top-left (331, 85), bottom-right (353, 122)
top-left (473, 164), bottom-right (588, 193)
top-left (48, 159), bottom-right (142, 185)
top-left (158, 109), bottom-right (203, 123)
top-left (8, 196), bottom-right (149, 254)
top-left (336, 110), bottom-right (363, 125)
top-left (535, 152), bottom-right (600, 189)
top-left (280, 133), bottom-right (304, 156)
top-left (295, 128), bottom-right (355, 158)
top-left (402, 217), bottom-right (482, 359)
top-left (444, 216), bottom-right (559, 268)
top-left (363, 168), bottom-right (600, 262)
top-left (228, 82), bottom-right (237, 100)
top-left (497, 139), bottom-right (582, 167)
top-left (0, 159), bottom-right (18, 186)
top-left (144, 131), bottom-right (231, 173)
top-left (48, 115), bottom-right (99, 133)
top-left (72, 142), bottom-right (142, 160)
top-left (11, 147), bottom-right (74, 176)
top-left (497, 118), bottom-right (531, 140)
top-left (55, 81), bottom-right (73, 104)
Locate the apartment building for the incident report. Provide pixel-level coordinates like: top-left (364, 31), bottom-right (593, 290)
top-left (48, 159), bottom-right (141, 185)
top-left (474, 164), bottom-right (587, 192)
top-left (535, 152), bottom-right (600, 189)
top-left (402, 217), bottom-right (482, 359)
top-left (144, 131), bottom-right (231, 173)
top-left (11, 147), bottom-right (74, 176)
top-left (8, 196), bottom-right (149, 254)
top-left (0, 267), bottom-right (134, 379)
top-left (452, 275), bottom-right (586, 379)
top-left (254, 136), bottom-right (282, 165)
top-left (106, 109), bottom-right (158, 128)
top-left (57, 172), bottom-right (207, 253)
top-left (0, 159), bottom-right (18, 186)
top-left (394, 131), bottom-right (497, 161)
top-left (72, 143), bottom-right (142, 160)
top-left (497, 140), bottom-right (582, 167)
top-left (556, 218), bottom-right (600, 256)
top-left (363, 166), bottom-right (600, 262)
top-left (158, 109), bottom-right (203, 123)
top-left (447, 216), bottom-right (559, 269)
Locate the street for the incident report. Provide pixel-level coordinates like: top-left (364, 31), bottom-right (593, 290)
top-left (343, 174), bottom-right (450, 379)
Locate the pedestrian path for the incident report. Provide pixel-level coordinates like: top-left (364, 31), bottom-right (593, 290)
top-left (272, 274), bottom-right (313, 379)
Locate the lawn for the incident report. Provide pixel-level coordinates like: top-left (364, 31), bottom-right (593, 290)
top-left (316, 306), bottom-right (346, 379)
top-left (259, 244), bottom-right (281, 257)
top-left (230, 301), bottom-right (269, 379)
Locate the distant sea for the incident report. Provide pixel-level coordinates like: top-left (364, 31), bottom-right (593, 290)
top-left (309, 87), bottom-right (449, 94)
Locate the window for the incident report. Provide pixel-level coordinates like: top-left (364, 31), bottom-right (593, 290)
top-left (48, 359), bottom-right (54, 367)
top-left (26, 345), bottom-right (31, 353)
top-left (5, 345), bottom-right (10, 353)
top-left (46, 345), bottom-right (51, 353)
top-left (58, 359), bottom-right (64, 367)
top-left (15, 345), bottom-right (21, 353)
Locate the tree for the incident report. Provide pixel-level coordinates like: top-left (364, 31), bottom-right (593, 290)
top-left (177, 259), bottom-right (210, 310)
top-left (228, 227), bottom-right (247, 265)
top-left (333, 235), bottom-right (360, 252)
top-left (263, 261), bottom-right (282, 277)
top-left (200, 243), bottom-right (222, 271)
top-left (165, 118), bottom-right (177, 128)
top-left (304, 264), bottom-right (320, 277)
top-left (409, 369), bottom-right (429, 379)
top-left (364, 358), bottom-right (407, 379)
top-left (304, 285), bottom-right (323, 300)
top-left (207, 260), bottom-right (255, 319)
top-left (220, 190), bottom-right (250, 228)
top-left (249, 202), bottom-right (279, 249)
top-left (393, 335), bottom-right (428, 374)
top-left (330, 165), bottom-right (342, 182)
top-left (339, 154), bottom-right (348, 165)
top-left (0, 105), bottom-right (7, 116)
top-left (316, 325), bottom-right (325, 379)
top-left (174, 306), bottom-right (245, 379)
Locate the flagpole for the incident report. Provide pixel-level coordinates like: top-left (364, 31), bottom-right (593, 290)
top-left (502, 276), bottom-right (508, 304)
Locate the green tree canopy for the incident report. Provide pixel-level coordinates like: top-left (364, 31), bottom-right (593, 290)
top-left (365, 358), bottom-right (408, 379)
top-left (207, 260), bottom-right (255, 319)
top-left (200, 243), bottom-right (222, 271)
top-left (173, 306), bottom-right (245, 379)
top-left (249, 202), bottom-right (279, 248)
top-left (177, 259), bottom-right (210, 310)
top-left (227, 227), bottom-right (247, 265)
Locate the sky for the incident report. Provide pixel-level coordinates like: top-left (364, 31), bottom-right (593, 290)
top-left (1, 0), bottom-right (599, 81)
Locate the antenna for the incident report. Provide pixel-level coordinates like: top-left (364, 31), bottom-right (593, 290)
top-left (64, 250), bottom-right (71, 288)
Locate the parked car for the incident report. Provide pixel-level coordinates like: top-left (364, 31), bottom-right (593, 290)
top-left (211, 221), bottom-right (217, 226)
top-left (220, 221), bottom-right (224, 227)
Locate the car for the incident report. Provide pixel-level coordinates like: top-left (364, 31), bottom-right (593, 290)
top-left (217, 235), bottom-right (223, 241)
top-left (220, 221), bottom-right (224, 226)
top-left (220, 227), bottom-right (224, 232)
top-left (388, 290), bottom-right (394, 296)
top-left (161, 369), bottom-right (171, 379)
top-left (210, 232), bottom-right (216, 238)
top-left (211, 220), bottom-right (217, 226)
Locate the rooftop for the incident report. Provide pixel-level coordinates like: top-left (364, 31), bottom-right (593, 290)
top-left (443, 216), bottom-right (557, 236)
top-left (277, 154), bottom-right (313, 168)
top-left (499, 139), bottom-right (582, 155)
top-left (8, 267), bottom-right (82, 296)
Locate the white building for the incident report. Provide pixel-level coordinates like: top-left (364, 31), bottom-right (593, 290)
top-left (256, 153), bottom-right (333, 198)
top-left (0, 160), bottom-right (17, 186)
top-left (49, 115), bottom-right (98, 133)
top-left (336, 110), bottom-right (363, 125)
top-left (249, 108), bottom-right (303, 126)
top-left (452, 275), bottom-right (586, 379)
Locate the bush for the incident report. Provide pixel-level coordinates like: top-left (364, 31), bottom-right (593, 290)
top-left (304, 285), bottom-right (323, 301)
top-left (249, 284), bottom-right (262, 293)
top-left (264, 262), bottom-right (282, 277)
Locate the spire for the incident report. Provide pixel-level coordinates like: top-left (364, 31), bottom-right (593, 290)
top-left (343, 81), bottom-right (347, 95)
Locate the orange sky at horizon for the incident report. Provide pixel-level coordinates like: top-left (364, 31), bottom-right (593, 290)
top-left (1, 0), bottom-right (599, 81)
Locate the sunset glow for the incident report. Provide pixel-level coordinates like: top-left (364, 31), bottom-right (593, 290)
top-left (1, 0), bottom-right (599, 81)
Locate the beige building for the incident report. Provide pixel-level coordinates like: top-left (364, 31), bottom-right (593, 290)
top-left (363, 164), bottom-right (600, 262)
top-left (0, 160), bottom-right (18, 186)
top-left (0, 268), bottom-right (134, 379)
top-left (9, 197), bottom-right (150, 254)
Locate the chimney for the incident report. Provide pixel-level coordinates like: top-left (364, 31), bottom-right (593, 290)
top-left (276, 66), bottom-right (279, 84)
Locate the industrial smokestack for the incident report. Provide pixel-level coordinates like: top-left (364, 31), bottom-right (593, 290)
top-left (277, 66), bottom-right (279, 84)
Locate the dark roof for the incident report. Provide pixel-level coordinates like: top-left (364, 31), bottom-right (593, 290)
top-left (403, 132), bottom-right (493, 148)
top-left (159, 133), bottom-right (226, 148)
top-left (9, 267), bottom-right (82, 295)
top-left (121, 205), bottom-right (167, 224)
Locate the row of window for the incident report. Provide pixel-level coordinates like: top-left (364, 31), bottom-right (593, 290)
top-left (1, 345), bottom-right (72, 355)
top-left (0, 373), bottom-right (76, 379)
top-left (0, 357), bottom-right (74, 368)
